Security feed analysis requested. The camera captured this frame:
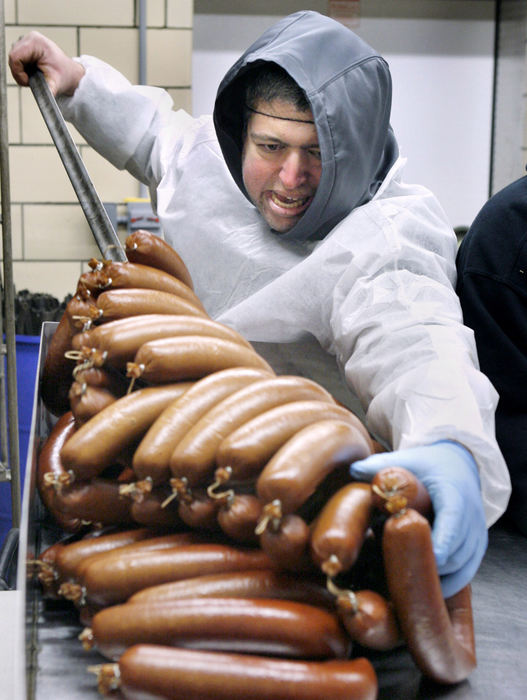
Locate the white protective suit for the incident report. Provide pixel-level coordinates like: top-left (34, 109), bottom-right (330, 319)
top-left (59, 11), bottom-right (511, 525)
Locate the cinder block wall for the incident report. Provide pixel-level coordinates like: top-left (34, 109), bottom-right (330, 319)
top-left (2, 0), bottom-right (193, 302)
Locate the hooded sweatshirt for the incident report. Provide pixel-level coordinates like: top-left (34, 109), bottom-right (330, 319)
top-left (213, 10), bottom-right (399, 242)
top-left (59, 11), bottom-right (511, 525)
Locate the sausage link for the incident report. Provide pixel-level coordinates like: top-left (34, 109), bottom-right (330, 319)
top-left (171, 480), bottom-right (223, 532)
top-left (60, 383), bottom-right (194, 481)
top-left (82, 597), bottom-right (350, 661)
top-left (36, 412), bottom-right (84, 532)
top-left (64, 293), bottom-right (99, 332)
top-left (53, 477), bottom-right (134, 526)
top-left (169, 376), bottom-right (335, 487)
top-left (53, 527), bottom-right (166, 583)
top-left (133, 367), bottom-right (273, 484)
top-left (215, 400), bottom-right (361, 483)
top-left (94, 287), bottom-right (207, 323)
top-left (72, 366), bottom-right (128, 393)
top-left (93, 645), bottom-right (378, 700)
top-left (31, 542), bottom-right (66, 599)
top-left (310, 482), bottom-right (373, 577)
top-left (41, 313), bottom-right (77, 416)
top-left (216, 493), bottom-right (263, 544)
top-left (258, 511), bottom-right (313, 572)
top-left (129, 486), bottom-right (186, 529)
top-left (256, 419), bottom-right (372, 518)
top-left (334, 588), bottom-right (401, 651)
top-left (125, 229), bottom-right (195, 290)
top-left (127, 569), bottom-right (334, 609)
top-left (382, 507), bottom-right (477, 684)
top-left (445, 585), bottom-right (477, 666)
top-left (74, 542), bottom-right (278, 607)
top-left (58, 533), bottom-right (209, 606)
top-left (79, 259), bottom-right (200, 305)
top-left (39, 414), bottom-right (134, 528)
top-left (69, 381), bottom-right (118, 426)
top-left (127, 335), bottom-right (273, 383)
top-left (72, 314), bottom-right (251, 370)
top-left (76, 268), bottom-right (108, 299)
top-left (371, 465), bottom-right (432, 516)
top-left (58, 531), bottom-right (205, 588)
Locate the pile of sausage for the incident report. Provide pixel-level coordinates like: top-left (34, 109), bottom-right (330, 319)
top-left (32, 231), bottom-right (476, 699)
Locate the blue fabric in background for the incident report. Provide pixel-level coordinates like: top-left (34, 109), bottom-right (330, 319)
top-left (0, 335), bottom-right (40, 547)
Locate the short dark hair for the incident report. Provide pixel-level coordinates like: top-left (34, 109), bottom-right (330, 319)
top-left (243, 62), bottom-right (310, 126)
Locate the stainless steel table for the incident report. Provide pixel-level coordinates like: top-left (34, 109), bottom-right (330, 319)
top-left (20, 520), bottom-right (527, 699)
top-left (16, 330), bottom-right (527, 699)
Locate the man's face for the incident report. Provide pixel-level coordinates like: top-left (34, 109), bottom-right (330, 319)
top-left (241, 99), bottom-right (322, 233)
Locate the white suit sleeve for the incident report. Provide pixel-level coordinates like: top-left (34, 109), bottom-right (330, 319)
top-left (329, 184), bottom-right (511, 527)
top-left (57, 56), bottom-right (193, 188)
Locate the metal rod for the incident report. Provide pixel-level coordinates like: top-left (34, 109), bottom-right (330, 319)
top-left (139, 0), bottom-right (147, 86)
top-left (0, 0), bottom-right (22, 526)
top-left (138, 0), bottom-right (148, 198)
top-left (27, 67), bottom-right (127, 262)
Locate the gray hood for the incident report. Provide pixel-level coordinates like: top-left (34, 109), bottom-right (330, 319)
top-left (213, 10), bottom-right (399, 242)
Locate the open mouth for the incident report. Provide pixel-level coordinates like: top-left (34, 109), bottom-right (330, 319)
top-left (270, 192), bottom-right (312, 210)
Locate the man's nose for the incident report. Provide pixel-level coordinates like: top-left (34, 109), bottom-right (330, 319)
top-left (279, 150), bottom-right (309, 189)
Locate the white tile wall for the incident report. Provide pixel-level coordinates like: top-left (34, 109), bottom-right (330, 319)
top-left (147, 0), bottom-right (166, 28)
top-left (10, 145), bottom-right (78, 203)
top-left (17, 0), bottom-right (135, 27)
top-left (80, 28), bottom-right (139, 84)
top-left (23, 205), bottom-right (100, 261)
top-left (13, 261), bottom-right (83, 300)
top-left (3, 2), bottom-right (194, 306)
top-left (167, 0), bottom-right (194, 28)
top-left (147, 29), bottom-right (192, 86)
top-left (3, 0), bottom-right (15, 24)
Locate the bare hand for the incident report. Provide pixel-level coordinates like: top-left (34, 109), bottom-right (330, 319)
top-left (9, 31), bottom-right (85, 96)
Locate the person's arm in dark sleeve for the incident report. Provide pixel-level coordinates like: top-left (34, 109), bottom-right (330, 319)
top-left (457, 268), bottom-right (527, 534)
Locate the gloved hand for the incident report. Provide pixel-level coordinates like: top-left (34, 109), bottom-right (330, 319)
top-left (350, 440), bottom-right (488, 598)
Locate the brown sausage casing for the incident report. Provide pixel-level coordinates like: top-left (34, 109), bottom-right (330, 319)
top-left (107, 645), bottom-right (379, 700)
top-left (382, 507), bottom-right (476, 684)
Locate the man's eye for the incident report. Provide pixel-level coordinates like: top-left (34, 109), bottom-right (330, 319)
top-left (309, 149), bottom-right (321, 160)
top-left (259, 143), bottom-right (281, 152)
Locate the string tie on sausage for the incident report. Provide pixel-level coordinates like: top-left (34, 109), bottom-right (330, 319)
top-left (26, 559), bottom-right (56, 584)
top-left (207, 467), bottom-right (235, 503)
top-left (88, 663), bottom-right (121, 694)
top-left (118, 478), bottom-right (153, 501)
top-left (161, 477), bottom-right (191, 508)
top-left (78, 627), bottom-right (94, 650)
top-left (70, 314), bottom-right (94, 332)
top-left (254, 498), bottom-right (283, 535)
top-left (371, 482), bottom-right (408, 515)
top-left (58, 581), bottom-right (86, 606)
top-left (88, 258), bottom-right (104, 271)
top-left (43, 469), bottom-right (75, 491)
top-left (68, 381), bottom-right (88, 399)
top-left (326, 576), bottom-right (359, 613)
top-left (126, 363), bottom-right (145, 393)
top-left (64, 349), bottom-right (85, 362)
top-left (72, 358), bottom-right (95, 378)
top-left (321, 553), bottom-right (345, 578)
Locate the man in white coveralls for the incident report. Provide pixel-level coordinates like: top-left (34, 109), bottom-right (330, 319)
top-left (9, 11), bottom-right (511, 597)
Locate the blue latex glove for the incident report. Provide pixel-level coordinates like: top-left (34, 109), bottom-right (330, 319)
top-left (350, 440), bottom-right (488, 598)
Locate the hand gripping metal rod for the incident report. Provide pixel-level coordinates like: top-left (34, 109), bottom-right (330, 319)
top-left (28, 67), bottom-right (127, 262)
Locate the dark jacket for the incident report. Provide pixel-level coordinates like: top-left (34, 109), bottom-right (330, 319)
top-left (456, 175), bottom-right (527, 533)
